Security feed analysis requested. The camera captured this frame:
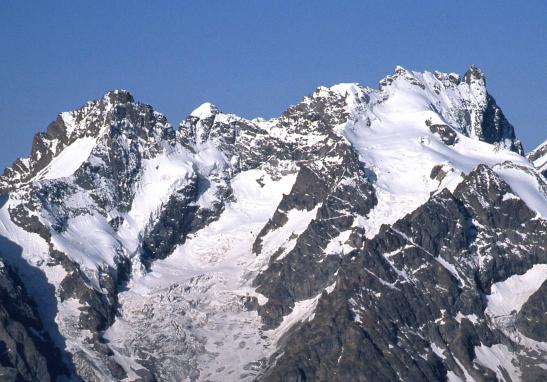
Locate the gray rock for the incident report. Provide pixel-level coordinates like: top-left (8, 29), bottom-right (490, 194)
top-left (262, 164), bottom-right (546, 381)
top-left (0, 258), bottom-right (68, 381)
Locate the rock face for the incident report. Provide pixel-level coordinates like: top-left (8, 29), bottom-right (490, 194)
top-left (528, 140), bottom-right (547, 178)
top-left (0, 66), bottom-right (545, 381)
top-left (461, 65), bottom-right (524, 154)
top-left (261, 165), bottom-right (547, 381)
top-left (0, 258), bottom-right (67, 381)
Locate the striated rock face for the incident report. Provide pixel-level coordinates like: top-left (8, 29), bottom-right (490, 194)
top-left (528, 140), bottom-right (547, 178)
top-left (0, 258), bottom-right (68, 381)
top-left (261, 165), bottom-right (547, 381)
top-left (461, 65), bottom-right (524, 154)
top-left (0, 66), bottom-right (545, 381)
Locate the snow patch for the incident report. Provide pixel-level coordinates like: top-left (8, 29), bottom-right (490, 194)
top-left (494, 163), bottom-right (547, 218)
top-left (263, 206), bottom-right (320, 262)
top-left (324, 229), bottom-right (353, 255)
top-left (51, 213), bottom-right (121, 280)
top-left (190, 102), bottom-right (218, 119)
top-left (455, 312), bottom-right (479, 324)
top-left (486, 264), bottom-right (547, 317)
top-left (474, 344), bottom-right (521, 381)
top-left (39, 137), bottom-right (97, 180)
top-left (268, 292), bottom-right (322, 345)
top-left (431, 343), bottom-right (447, 360)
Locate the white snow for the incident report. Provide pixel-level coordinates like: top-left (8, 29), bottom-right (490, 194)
top-left (51, 213), bottom-right (121, 271)
top-left (446, 370), bottom-right (464, 382)
top-left (486, 263), bottom-right (547, 317)
top-left (268, 292), bottom-right (322, 344)
top-left (60, 111), bottom-right (78, 137)
top-left (190, 102), bottom-right (217, 119)
top-left (117, 147), bottom-right (195, 254)
top-left (324, 229), bottom-right (353, 255)
top-left (38, 137), bottom-right (97, 180)
top-left (431, 343), bottom-right (447, 360)
top-left (260, 206), bottom-right (320, 262)
top-left (337, 68), bottom-right (545, 238)
top-left (104, 165), bottom-right (299, 380)
top-left (501, 192), bottom-right (519, 201)
top-left (494, 163), bottom-right (547, 217)
top-left (474, 344), bottom-right (521, 381)
top-left (455, 312), bottom-right (479, 324)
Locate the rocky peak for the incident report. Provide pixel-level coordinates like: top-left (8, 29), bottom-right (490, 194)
top-left (433, 70), bottom-right (461, 85)
top-left (102, 89), bottom-right (135, 105)
top-left (279, 84), bottom-right (366, 138)
top-left (179, 102), bottom-right (249, 148)
top-left (459, 164), bottom-right (508, 193)
top-left (394, 65), bottom-right (408, 76)
top-left (455, 164), bottom-right (516, 210)
top-left (463, 64), bottom-right (486, 86)
top-left (0, 90), bottom-right (171, 192)
top-left (179, 102), bottom-right (226, 146)
top-left (58, 90), bottom-right (139, 141)
top-left (471, 95), bottom-right (523, 154)
top-left (457, 65), bottom-right (523, 152)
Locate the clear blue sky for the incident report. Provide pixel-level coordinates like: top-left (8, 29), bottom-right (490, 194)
top-left (1, 1), bottom-right (546, 170)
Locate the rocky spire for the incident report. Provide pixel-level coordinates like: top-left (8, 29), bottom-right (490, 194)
top-left (463, 64), bottom-right (486, 86)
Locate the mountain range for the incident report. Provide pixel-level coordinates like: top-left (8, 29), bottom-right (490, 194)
top-left (0, 65), bottom-right (545, 381)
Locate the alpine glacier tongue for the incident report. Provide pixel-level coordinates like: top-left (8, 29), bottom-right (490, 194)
top-left (0, 66), bottom-right (545, 381)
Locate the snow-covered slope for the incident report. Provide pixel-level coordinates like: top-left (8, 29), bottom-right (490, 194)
top-left (0, 66), bottom-right (545, 381)
top-left (335, 69), bottom-right (539, 237)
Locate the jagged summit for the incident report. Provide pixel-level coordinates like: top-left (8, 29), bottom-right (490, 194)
top-left (102, 89), bottom-right (135, 104)
top-left (0, 66), bottom-right (527, 192)
top-left (464, 64), bottom-right (486, 85)
top-left (377, 65), bottom-right (522, 154)
top-left (391, 64), bottom-right (482, 85)
top-left (0, 90), bottom-right (173, 192)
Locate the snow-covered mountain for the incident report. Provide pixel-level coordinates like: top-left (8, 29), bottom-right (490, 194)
top-left (0, 66), bottom-right (545, 381)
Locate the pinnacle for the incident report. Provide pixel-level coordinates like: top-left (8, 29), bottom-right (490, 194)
top-left (463, 64), bottom-right (485, 85)
top-left (102, 89), bottom-right (135, 104)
